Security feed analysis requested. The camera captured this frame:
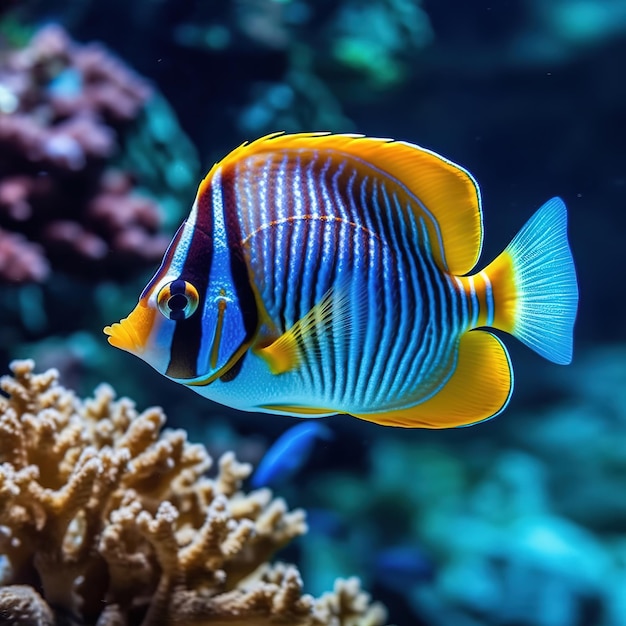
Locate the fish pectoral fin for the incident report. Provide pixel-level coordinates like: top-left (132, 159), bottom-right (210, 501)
top-left (255, 328), bottom-right (301, 375)
top-left (354, 331), bottom-right (513, 428)
top-left (255, 283), bottom-right (357, 375)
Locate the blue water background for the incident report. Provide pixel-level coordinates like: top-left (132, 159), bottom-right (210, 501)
top-left (1, 1), bottom-right (625, 625)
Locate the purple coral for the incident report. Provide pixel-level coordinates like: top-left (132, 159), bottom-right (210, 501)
top-left (0, 228), bottom-right (48, 282)
top-left (0, 24), bottom-right (170, 283)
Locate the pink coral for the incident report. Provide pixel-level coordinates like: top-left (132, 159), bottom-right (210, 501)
top-left (0, 228), bottom-right (49, 282)
top-left (0, 24), bottom-right (171, 283)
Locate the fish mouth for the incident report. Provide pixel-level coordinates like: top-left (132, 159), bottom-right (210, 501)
top-left (103, 304), bottom-right (156, 354)
top-left (103, 319), bottom-right (141, 353)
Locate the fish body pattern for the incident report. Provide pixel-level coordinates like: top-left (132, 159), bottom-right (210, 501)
top-left (105, 133), bottom-right (578, 428)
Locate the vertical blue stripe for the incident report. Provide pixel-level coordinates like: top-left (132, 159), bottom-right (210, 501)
top-left (404, 217), bottom-right (438, 396)
top-left (365, 178), bottom-right (397, 402)
top-left (343, 167), bottom-right (364, 402)
top-left (454, 276), bottom-right (469, 331)
top-left (272, 154), bottom-right (290, 331)
top-left (376, 184), bottom-right (413, 403)
top-left (416, 218), bottom-right (444, 379)
top-left (316, 157), bottom-right (339, 401)
top-left (392, 195), bottom-right (425, 400)
top-left (362, 176), bottom-right (388, 406)
top-left (285, 155), bottom-right (305, 328)
top-left (298, 153), bottom-right (323, 392)
top-left (325, 160), bottom-right (352, 403)
top-left (354, 174), bottom-right (380, 401)
top-left (468, 276), bottom-right (479, 327)
top-left (482, 272), bottom-right (494, 326)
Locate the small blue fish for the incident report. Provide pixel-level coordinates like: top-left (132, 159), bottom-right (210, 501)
top-left (104, 133), bottom-right (578, 427)
top-left (373, 545), bottom-right (435, 588)
top-left (251, 421), bottom-right (333, 489)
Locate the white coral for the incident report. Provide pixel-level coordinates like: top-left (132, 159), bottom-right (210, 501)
top-left (0, 360), bottom-right (389, 625)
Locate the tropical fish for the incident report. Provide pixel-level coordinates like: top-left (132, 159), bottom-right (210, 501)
top-left (104, 133), bottom-right (578, 428)
top-left (250, 421), bottom-right (333, 489)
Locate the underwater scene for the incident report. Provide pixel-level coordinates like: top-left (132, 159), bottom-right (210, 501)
top-left (0, 0), bottom-right (624, 624)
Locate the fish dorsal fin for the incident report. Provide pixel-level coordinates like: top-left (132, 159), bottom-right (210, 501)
top-left (254, 282), bottom-right (357, 375)
top-left (201, 132), bottom-right (483, 275)
top-left (354, 331), bottom-right (513, 428)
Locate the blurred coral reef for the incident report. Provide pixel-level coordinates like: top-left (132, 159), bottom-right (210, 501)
top-left (0, 24), bottom-right (188, 284)
top-left (0, 360), bottom-right (389, 625)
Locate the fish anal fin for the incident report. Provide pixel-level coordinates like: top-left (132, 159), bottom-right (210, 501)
top-left (354, 331), bottom-right (513, 428)
top-left (255, 283), bottom-right (357, 375)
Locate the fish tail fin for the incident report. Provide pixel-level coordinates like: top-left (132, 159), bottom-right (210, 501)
top-left (483, 197), bottom-right (578, 364)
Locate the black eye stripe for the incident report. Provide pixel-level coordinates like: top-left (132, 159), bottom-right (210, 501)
top-left (170, 279), bottom-right (187, 295)
top-left (170, 308), bottom-right (187, 321)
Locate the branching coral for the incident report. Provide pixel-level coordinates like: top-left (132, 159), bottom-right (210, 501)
top-left (0, 360), bottom-right (389, 625)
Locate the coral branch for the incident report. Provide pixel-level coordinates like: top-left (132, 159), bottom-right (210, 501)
top-left (0, 360), bottom-right (389, 625)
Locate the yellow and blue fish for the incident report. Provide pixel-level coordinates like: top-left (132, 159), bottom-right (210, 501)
top-left (104, 133), bottom-right (578, 428)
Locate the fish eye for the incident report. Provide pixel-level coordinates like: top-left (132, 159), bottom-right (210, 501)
top-left (157, 280), bottom-right (199, 321)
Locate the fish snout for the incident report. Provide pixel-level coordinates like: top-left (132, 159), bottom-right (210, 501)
top-left (103, 304), bottom-right (156, 354)
top-left (103, 319), bottom-right (139, 353)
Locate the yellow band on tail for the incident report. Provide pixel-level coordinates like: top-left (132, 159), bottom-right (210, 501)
top-left (478, 251), bottom-right (517, 334)
top-left (455, 266), bottom-right (513, 332)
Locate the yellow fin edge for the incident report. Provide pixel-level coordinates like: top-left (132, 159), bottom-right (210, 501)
top-left (353, 330), bottom-right (513, 428)
top-left (199, 132), bottom-right (483, 275)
